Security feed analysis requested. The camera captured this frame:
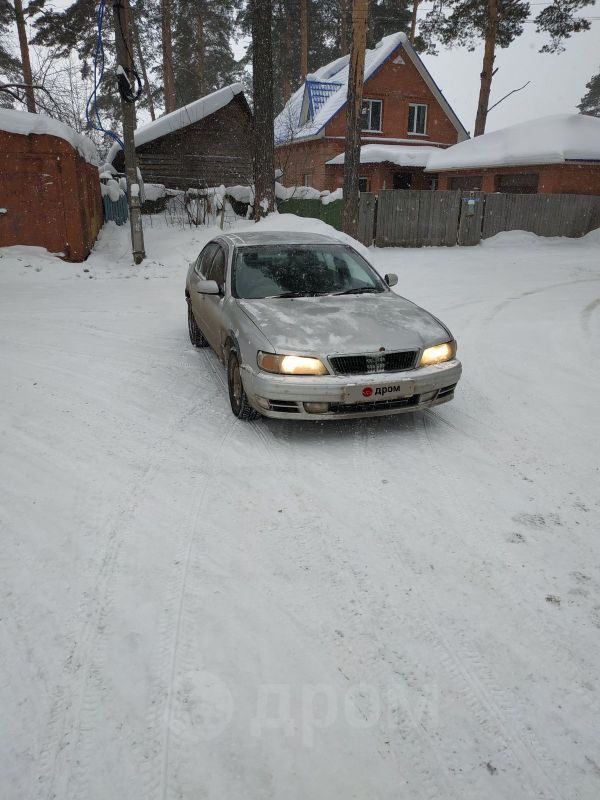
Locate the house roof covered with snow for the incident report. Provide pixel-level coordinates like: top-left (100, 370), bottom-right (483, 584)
top-left (327, 143), bottom-right (443, 168)
top-left (274, 32), bottom-right (467, 145)
top-left (0, 108), bottom-right (99, 165)
top-left (426, 114), bottom-right (600, 172)
top-left (108, 83), bottom-right (246, 163)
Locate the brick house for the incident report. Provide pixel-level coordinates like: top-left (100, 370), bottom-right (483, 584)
top-left (109, 84), bottom-right (253, 191)
top-left (426, 114), bottom-right (600, 194)
top-left (274, 32), bottom-right (468, 193)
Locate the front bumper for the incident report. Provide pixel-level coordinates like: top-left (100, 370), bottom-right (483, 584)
top-left (242, 359), bottom-right (462, 420)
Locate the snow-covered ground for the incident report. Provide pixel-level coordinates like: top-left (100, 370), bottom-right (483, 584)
top-left (1, 217), bottom-right (599, 800)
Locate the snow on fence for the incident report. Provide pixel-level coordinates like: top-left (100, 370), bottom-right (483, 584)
top-left (284, 190), bottom-right (600, 247)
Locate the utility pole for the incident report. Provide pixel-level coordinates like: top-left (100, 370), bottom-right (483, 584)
top-left (113, 0), bottom-right (145, 264)
top-left (342, 0), bottom-right (369, 238)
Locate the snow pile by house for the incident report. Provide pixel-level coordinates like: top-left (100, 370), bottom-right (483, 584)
top-left (0, 108), bottom-right (99, 165)
top-left (327, 144), bottom-right (443, 168)
top-left (427, 114), bottom-right (600, 171)
top-left (107, 83), bottom-right (244, 164)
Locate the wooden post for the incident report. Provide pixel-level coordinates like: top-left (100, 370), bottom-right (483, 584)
top-left (113, 0), bottom-right (146, 264)
top-left (342, 0), bottom-right (369, 237)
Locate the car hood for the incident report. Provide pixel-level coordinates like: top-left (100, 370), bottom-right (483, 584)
top-left (237, 293), bottom-right (450, 355)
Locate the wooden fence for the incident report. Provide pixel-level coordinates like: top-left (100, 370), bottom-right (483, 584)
top-left (279, 190), bottom-right (600, 247)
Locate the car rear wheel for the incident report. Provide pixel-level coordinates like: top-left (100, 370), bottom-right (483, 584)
top-left (228, 352), bottom-right (260, 420)
top-left (188, 302), bottom-right (208, 347)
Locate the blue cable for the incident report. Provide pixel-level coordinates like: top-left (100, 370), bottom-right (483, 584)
top-left (86, 0), bottom-right (125, 151)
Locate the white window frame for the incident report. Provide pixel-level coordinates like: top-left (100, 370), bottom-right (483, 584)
top-left (361, 99), bottom-right (383, 133)
top-left (303, 173), bottom-right (312, 187)
top-left (408, 103), bottom-right (428, 135)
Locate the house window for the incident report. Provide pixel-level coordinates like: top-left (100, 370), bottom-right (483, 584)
top-left (359, 177), bottom-right (369, 192)
top-left (450, 175), bottom-right (483, 191)
top-left (496, 173), bottom-right (539, 194)
top-left (429, 175), bottom-right (438, 190)
top-left (408, 103), bottom-right (427, 135)
top-left (361, 99), bottom-right (382, 132)
top-left (303, 173), bottom-right (312, 187)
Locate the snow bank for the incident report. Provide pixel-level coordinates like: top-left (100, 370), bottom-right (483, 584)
top-left (0, 108), bottom-right (99, 165)
top-left (427, 114), bottom-right (600, 171)
top-left (143, 183), bottom-right (166, 202)
top-left (100, 179), bottom-right (125, 202)
top-left (322, 188), bottom-right (343, 204)
top-left (327, 144), bottom-right (442, 168)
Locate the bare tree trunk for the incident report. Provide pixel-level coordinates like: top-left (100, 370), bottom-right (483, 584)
top-left (339, 0), bottom-right (349, 53)
top-left (161, 0), bottom-right (176, 113)
top-left (196, 12), bottom-right (205, 96)
top-left (132, 17), bottom-right (155, 121)
top-left (13, 0), bottom-right (36, 113)
top-left (409, 0), bottom-right (420, 43)
top-left (343, 0), bottom-right (368, 238)
top-left (251, 0), bottom-right (275, 220)
top-left (474, 0), bottom-right (498, 136)
top-left (299, 0), bottom-right (308, 82)
top-left (282, 9), bottom-right (292, 103)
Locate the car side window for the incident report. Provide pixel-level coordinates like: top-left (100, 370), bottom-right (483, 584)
top-left (206, 245), bottom-right (227, 292)
top-left (194, 243), bottom-right (219, 278)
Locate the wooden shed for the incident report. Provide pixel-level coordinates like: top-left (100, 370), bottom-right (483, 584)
top-left (0, 110), bottom-right (103, 261)
top-left (110, 84), bottom-right (253, 191)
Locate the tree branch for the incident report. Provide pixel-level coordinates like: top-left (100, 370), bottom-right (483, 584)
top-left (487, 80), bottom-right (530, 112)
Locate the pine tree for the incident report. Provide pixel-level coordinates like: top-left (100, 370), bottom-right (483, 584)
top-left (251, 0), bottom-right (275, 219)
top-left (170, 0), bottom-right (241, 107)
top-left (578, 67), bottom-right (600, 117)
top-left (1, 0), bottom-right (48, 112)
top-left (420, 0), bottom-right (594, 136)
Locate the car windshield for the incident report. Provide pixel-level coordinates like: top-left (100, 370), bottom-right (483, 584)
top-left (232, 244), bottom-right (387, 299)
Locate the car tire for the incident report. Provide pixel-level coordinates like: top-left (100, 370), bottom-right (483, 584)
top-left (188, 303), bottom-right (208, 347)
top-left (228, 352), bottom-right (260, 420)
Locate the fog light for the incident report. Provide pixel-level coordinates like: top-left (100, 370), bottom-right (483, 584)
top-left (254, 395), bottom-right (270, 410)
top-left (304, 402), bottom-right (330, 414)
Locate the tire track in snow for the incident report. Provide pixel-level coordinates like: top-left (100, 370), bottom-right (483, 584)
top-left (414, 411), bottom-right (572, 799)
top-left (345, 414), bottom-right (563, 799)
top-left (35, 366), bottom-right (205, 800)
top-left (159, 418), bottom-right (239, 800)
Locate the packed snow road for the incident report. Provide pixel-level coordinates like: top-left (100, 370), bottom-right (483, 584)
top-left (1, 218), bottom-right (599, 800)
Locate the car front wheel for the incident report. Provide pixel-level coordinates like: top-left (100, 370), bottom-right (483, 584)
top-left (227, 352), bottom-right (260, 420)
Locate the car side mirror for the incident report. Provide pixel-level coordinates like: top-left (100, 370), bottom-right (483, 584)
top-left (197, 279), bottom-right (220, 295)
top-left (385, 273), bottom-right (398, 287)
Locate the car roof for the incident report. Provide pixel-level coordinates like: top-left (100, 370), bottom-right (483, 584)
top-left (218, 230), bottom-right (343, 247)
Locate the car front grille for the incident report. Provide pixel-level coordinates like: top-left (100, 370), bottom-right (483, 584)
top-left (329, 350), bottom-right (418, 375)
top-left (329, 396), bottom-right (419, 414)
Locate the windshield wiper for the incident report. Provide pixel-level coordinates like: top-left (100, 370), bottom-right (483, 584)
top-left (266, 290), bottom-right (329, 298)
top-left (332, 287), bottom-right (383, 296)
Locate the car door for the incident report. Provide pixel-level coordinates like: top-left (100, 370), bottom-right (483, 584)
top-left (199, 242), bottom-right (230, 355)
top-left (189, 242), bottom-right (219, 341)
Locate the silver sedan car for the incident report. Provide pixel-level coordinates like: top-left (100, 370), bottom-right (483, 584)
top-left (185, 230), bottom-right (461, 420)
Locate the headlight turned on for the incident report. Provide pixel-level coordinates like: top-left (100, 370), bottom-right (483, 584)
top-left (419, 341), bottom-right (457, 367)
top-left (258, 352), bottom-right (329, 376)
